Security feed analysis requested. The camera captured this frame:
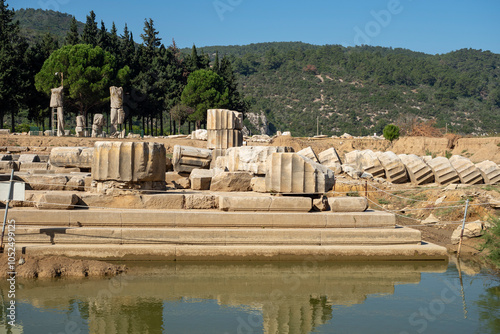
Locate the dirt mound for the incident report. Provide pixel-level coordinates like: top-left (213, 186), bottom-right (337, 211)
top-left (0, 255), bottom-right (125, 279)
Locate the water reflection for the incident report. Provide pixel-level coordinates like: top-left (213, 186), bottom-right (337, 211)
top-left (0, 261), bottom-right (452, 334)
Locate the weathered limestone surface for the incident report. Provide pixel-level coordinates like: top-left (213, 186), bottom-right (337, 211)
top-left (207, 109), bottom-right (243, 130)
top-left (172, 145), bottom-right (212, 173)
top-left (91, 114), bottom-right (104, 138)
top-left (18, 154), bottom-right (40, 163)
top-left (191, 129), bottom-right (208, 141)
top-left (210, 172), bottom-right (253, 192)
top-left (398, 154), bottom-right (434, 185)
top-left (189, 169), bottom-right (213, 190)
top-left (0, 154), bottom-right (12, 161)
top-left (345, 150), bottom-right (385, 177)
top-left (297, 147), bottom-right (319, 163)
top-left (19, 162), bottom-right (49, 172)
top-left (207, 130), bottom-right (243, 150)
top-left (92, 142), bottom-right (166, 183)
top-left (475, 160), bottom-right (500, 184)
top-left (427, 157), bottom-right (460, 185)
top-left (449, 155), bottom-right (483, 185)
top-left (265, 153), bottom-right (335, 193)
top-left (23, 175), bottom-right (68, 191)
top-left (184, 194), bottom-right (218, 210)
top-left (141, 194), bottom-right (185, 210)
top-left (224, 146), bottom-right (293, 175)
top-left (76, 116), bottom-right (85, 137)
top-left (250, 177), bottom-right (266, 193)
top-left (49, 147), bottom-right (93, 169)
top-left (318, 148), bottom-right (342, 174)
top-left (165, 172), bottom-right (190, 189)
top-left (219, 196), bottom-right (312, 212)
top-left (377, 151), bottom-right (408, 184)
top-left (328, 197), bottom-right (368, 212)
top-left (36, 192), bottom-right (79, 210)
top-left (451, 221), bottom-right (484, 244)
top-left (65, 175), bottom-right (87, 191)
top-left (0, 161), bottom-right (19, 172)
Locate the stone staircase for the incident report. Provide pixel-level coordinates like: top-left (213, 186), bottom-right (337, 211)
top-left (7, 207), bottom-right (448, 261)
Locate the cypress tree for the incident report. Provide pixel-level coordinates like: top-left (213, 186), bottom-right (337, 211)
top-left (82, 10), bottom-right (98, 47)
top-left (213, 50), bottom-right (220, 74)
top-left (65, 16), bottom-right (80, 45)
top-left (97, 20), bottom-right (109, 50)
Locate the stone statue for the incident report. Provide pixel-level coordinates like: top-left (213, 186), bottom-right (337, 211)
top-left (50, 86), bottom-right (65, 137)
top-left (110, 86), bottom-right (124, 137)
top-left (75, 116), bottom-right (85, 137)
top-left (91, 114), bottom-right (105, 138)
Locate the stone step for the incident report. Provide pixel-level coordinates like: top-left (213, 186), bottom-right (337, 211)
top-left (14, 226), bottom-right (421, 245)
top-left (15, 243), bottom-right (448, 261)
top-left (4, 209), bottom-right (396, 228)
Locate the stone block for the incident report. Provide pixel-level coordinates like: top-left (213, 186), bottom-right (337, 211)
top-left (172, 145), bottom-right (212, 173)
top-left (18, 154), bottom-right (40, 163)
top-left (49, 147), bottom-right (93, 169)
top-left (141, 194), bottom-right (185, 209)
top-left (189, 169), bottom-right (213, 190)
top-left (36, 192), bottom-right (79, 210)
top-left (210, 172), bottom-right (253, 192)
top-left (451, 221), bottom-right (484, 244)
top-left (207, 109), bottom-right (243, 130)
top-left (184, 194), bottom-right (218, 209)
top-left (23, 175), bottom-right (68, 191)
top-left (191, 129), bottom-right (208, 141)
top-left (0, 161), bottom-right (19, 172)
top-left (224, 146), bottom-right (293, 175)
top-left (297, 146), bottom-right (319, 163)
top-left (269, 197), bottom-right (312, 212)
top-left (449, 155), bottom-right (483, 185)
top-left (19, 162), bottom-right (49, 172)
top-left (328, 197), bottom-right (368, 212)
top-left (318, 147), bottom-right (343, 166)
top-left (250, 177), bottom-right (266, 193)
top-left (0, 129), bottom-right (10, 135)
top-left (207, 129), bottom-right (243, 150)
top-left (165, 172), bottom-right (190, 189)
top-left (265, 153), bottom-right (335, 194)
top-left (313, 197), bottom-right (329, 211)
top-left (93, 141), bottom-right (166, 183)
top-left (66, 175), bottom-right (86, 191)
top-left (220, 196), bottom-right (311, 212)
top-left (345, 150), bottom-right (385, 177)
top-left (398, 154), bottom-right (434, 185)
top-left (377, 151), bottom-right (408, 184)
top-left (475, 160), bottom-right (500, 184)
top-left (427, 157), bottom-right (460, 185)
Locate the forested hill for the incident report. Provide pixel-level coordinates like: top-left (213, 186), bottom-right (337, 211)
top-left (195, 43), bottom-right (500, 136)
top-left (13, 8), bottom-right (83, 44)
top-left (14, 9), bottom-right (500, 136)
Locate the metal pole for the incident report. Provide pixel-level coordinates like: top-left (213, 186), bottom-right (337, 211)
top-left (457, 199), bottom-right (470, 258)
top-left (0, 169), bottom-right (15, 251)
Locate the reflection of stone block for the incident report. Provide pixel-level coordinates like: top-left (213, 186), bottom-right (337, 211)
top-left (224, 146), bottom-right (292, 175)
top-left (49, 147), bottom-right (93, 169)
top-left (475, 160), bottom-right (500, 184)
top-left (297, 147), bottom-right (319, 163)
top-left (207, 129), bottom-right (243, 149)
top-left (172, 145), bottom-right (212, 173)
top-left (265, 153), bottom-right (335, 194)
top-left (449, 155), bottom-right (483, 185)
top-left (398, 154), bottom-right (434, 185)
top-left (207, 109), bottom-right (243, 130)
top-left (427, 157), bottom-right (460, 185)
top-left (377, 151), bottom-right (408, 184)
top-left (92, 141), bottom-right (166, 183)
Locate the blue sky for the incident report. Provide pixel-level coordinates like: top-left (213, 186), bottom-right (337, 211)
top-left (9, 0), bottom-right (500, 54)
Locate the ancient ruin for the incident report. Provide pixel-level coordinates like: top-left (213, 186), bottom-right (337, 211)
top-left (91, 114), bottom-right (104, 137)
top-left (50, 86), bottom-right (65, 137)
top-left (110, 86), bottom-right (125, 138)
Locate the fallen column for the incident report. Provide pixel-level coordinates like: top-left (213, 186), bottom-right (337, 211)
top-left (398, 154), bottom-right (434, 185)
top-left (449, 155), bottom-right (483, 185)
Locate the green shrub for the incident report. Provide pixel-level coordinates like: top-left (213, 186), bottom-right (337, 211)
top-left (445, 150), bottom-right (452, 159)
top-left (346, 191), bottom-right (360, 197)
top-left (482, 217), bottom-right (500, 268)
top-left (383, 124), bottom-right (400, 142)
top-left (378, 198), bottom-right (390, 205)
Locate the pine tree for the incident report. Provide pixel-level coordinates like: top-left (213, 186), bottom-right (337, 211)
top-left (219, 55), bottom-right (246, 112)
top-left (81, 10), bottom-right (98, 47)
top-left (109, 22), bottom-right (119, 55)
top-left (140, 18), bottom-right (161, 64)
top-left (188, 44), bottom-right (199, 72)
top-left (120, 24), bottom-right (135, 68)
top-left (65, 16), bottom-right (80, 45)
